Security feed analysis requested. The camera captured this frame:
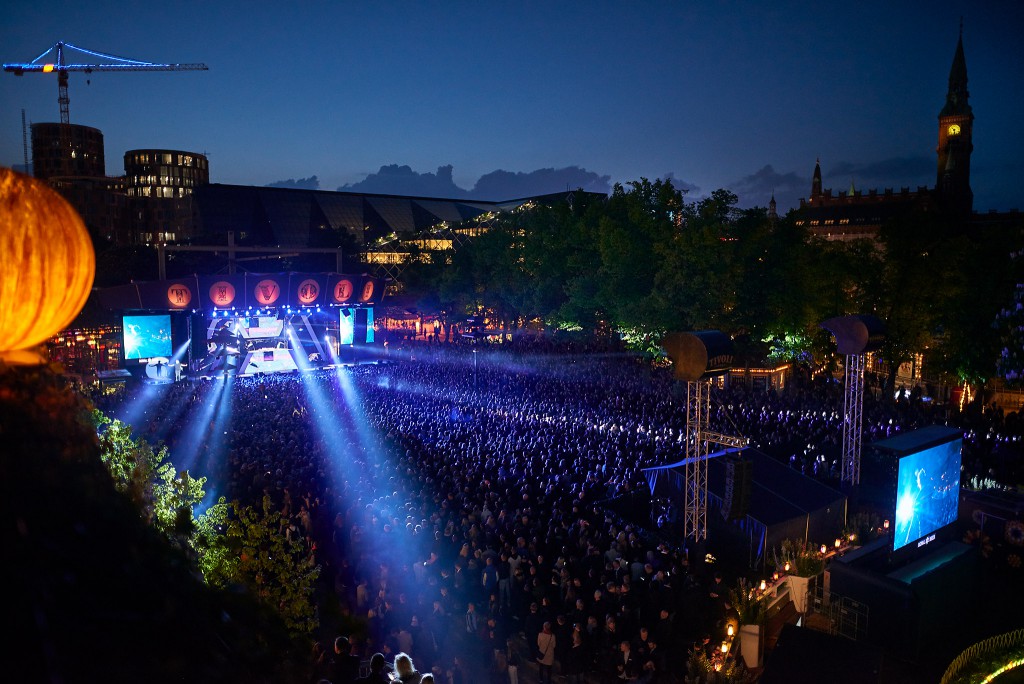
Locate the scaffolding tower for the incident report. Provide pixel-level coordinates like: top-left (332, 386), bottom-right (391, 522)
top-left (664, 331), bottom-right (747, 542)
top-left (821, 315), bottom-right (886, 488)
top-left (841, 353), bottom-right (867, 484)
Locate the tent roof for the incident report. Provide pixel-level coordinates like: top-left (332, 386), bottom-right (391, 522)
top-left (869, 424), bottom-right (961, 457)
top-left (643, 447), bottom-right (845, 527)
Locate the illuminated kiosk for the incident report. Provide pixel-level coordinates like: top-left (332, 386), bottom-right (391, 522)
top-left (827, 425), bottom-right (972, 659)
top-left (97, 272), bottom-right (384, 380)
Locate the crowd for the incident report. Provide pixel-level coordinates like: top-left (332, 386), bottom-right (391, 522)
top-left (91, 340), bottom-right (1024, 683)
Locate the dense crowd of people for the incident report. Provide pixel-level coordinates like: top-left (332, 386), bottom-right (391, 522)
top-left (92, 339), bottom-right (1024, 683)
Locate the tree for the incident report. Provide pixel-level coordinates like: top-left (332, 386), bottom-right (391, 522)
top-left (992, 252), bottom-right (1024, 387)
top-left (871, 209), bottom-right (961, 394)
top-left (929, 227), bottom-right (1023, 391)
top-left (93, 411), bottom-right (321, 636)
top-left (214, 495), bottom-right (321, 635)
top-left (94, 411), bottom-right (206, 545)
top-left (653, 188), bottom-right (740, 334)
top-left (4, 366), bottom-right (304, 680)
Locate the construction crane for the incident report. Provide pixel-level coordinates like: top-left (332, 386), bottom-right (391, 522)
top-left (4, 41), bottom-right (207, 173)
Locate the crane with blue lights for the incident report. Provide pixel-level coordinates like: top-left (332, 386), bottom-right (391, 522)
top-left (4, 41), bottom-right (207, 172)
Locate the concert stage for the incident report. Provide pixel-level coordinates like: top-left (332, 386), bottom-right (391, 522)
top-left (98, 272), bottom-right (385, 382)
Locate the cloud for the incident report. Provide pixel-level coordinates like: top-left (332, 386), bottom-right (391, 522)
top-left (266, 175), bottom-right (320, 190)
top-left (469, 166), bottom-right (612, 200)
top-left (335, 164), bottom-right (614, 201)
top-left (656, 172), bottom-right (700, 195)
top-left (724, 156), bottom-right (937, 212)
top-left (728, 164), bottom-right (806, 210)
top-left (338, 165), bottom-right (465, 197)
top-left (825, 156), bottom-right (932, 189)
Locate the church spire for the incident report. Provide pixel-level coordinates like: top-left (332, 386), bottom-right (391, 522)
top-left (811, 158), bottom-right (822, 199)
top-left (940, 25), bottom-right (971, 118)
top-left (768, 192), bottom-right (778, 222)
top-left (937, 25), bottom-right (974, 217)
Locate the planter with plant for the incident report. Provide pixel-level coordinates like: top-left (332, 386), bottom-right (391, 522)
top-left (772, 539), bottom-right (826, 613)
top-left (728, 579), bottom-right (767, 669)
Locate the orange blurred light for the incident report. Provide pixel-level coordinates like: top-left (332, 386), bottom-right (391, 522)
top-left (0, 168), bottom-right (95, 362)
top-left (43, 64), bottom-right (54, 73)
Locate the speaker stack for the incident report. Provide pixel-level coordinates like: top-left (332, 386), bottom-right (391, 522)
top-left (723, 455), bottom-right (753, 520)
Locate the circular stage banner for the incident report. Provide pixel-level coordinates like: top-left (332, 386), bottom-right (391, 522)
top-left (297, 278), bottom-right (320, 305)
top-left (333, 279), bottom-right (354, 303)
top-left (254, 279), bottom-right (281, 306)
top-left (167, 283), bottom-right (192, 308)
top-left (209, 281), bottom-right (236, 308)
top-left (360, 279), bottom-right (375, 302)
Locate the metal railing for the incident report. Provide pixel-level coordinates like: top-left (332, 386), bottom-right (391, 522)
top-left (809, 584), bottom-right (869, 642)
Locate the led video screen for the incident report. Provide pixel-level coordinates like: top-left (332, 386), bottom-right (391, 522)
top-left (339, 309), bottom-right (355, 345)
top-left (123, 314), bottom-right (172, 360)
top-left (197, 314), bottom-right (296, 375)
top-left (893, 438), bottom-right (962, 551)
top-left (237, 316), bottom-right (284, 339)
top-left (339, 308), bottom-right (374, 344)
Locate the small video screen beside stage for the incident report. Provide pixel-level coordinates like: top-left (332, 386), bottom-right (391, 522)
top-left (893, 437), bottom-right (962, 551)
top-left (339, 307), bottom-right (374, 345)
top-left (123, 314), bottom-right (172, 360)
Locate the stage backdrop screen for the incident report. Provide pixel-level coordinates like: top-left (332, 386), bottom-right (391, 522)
top-left (893, 438), bottom-right (962, 551)
top-left (339, 309), bottom-right (355, 345)
top-left (123, 314), bottom-right (172, 360)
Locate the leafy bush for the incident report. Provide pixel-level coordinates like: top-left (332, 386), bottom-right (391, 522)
top-left (772, 538), bottom-right (825, 577)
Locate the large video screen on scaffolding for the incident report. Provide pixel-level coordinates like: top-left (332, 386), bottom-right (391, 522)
top-left (893, 437), bottom-right (962, 552)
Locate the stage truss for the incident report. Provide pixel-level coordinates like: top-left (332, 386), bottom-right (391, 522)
top-left (684, 378), bottom-right (748, 542)
top-left (841, 353), bottom-right (866, 485)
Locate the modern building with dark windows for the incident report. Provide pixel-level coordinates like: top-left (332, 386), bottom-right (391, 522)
top-left (123, 149), bottom-right (209, 243)
top-left (192, 183), bottom-right (544, 247)
top-left (191, 184), bottom-right (600, 285)
top-left (30, 122), bottom-right (105, 180)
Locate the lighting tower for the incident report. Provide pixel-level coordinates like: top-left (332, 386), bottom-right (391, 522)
top-left (662, 331), bottom-right (747, 542)
top-left (821, 315), bottom-right (886, 485)
top-left (4, 41), bottom-right (207, 173)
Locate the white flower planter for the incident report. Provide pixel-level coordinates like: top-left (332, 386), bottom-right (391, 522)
top-left (786, 574), bottom-right (812, 613)
top-left (739, 624), bottom-right (762, 669)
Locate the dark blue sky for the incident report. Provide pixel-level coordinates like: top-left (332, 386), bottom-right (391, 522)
top-left (2, 1), bottom-right (1021, 212)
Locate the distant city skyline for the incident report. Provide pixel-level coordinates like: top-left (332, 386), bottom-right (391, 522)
top-left (2, 1), bottom-right (1021, 212)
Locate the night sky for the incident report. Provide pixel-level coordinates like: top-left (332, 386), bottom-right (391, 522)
top-left (2, 1), bottom-right (1021, 212)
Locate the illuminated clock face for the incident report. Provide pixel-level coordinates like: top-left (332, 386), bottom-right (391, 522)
top-left (948, 124), bottom-right (961, 136)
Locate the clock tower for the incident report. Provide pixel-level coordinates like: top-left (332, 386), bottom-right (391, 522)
top-left (936, 27), bottom-right (973, 216)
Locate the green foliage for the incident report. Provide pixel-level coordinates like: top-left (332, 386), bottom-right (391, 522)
top-left (618, 324), bottom-right (668, 354)
top-left (219, 495), bottom-right (321, 635)
top-left (685, 644), bottom-right (750, 683)
top-left (2, 365), bottom-right (306, 679)
top-left (994, 255), bottom-right (1024, 386)
top-left (193, 496), bottom-right (237, 585)
top-left (402, 176), bottom-right (1020, 389)
top-left (772, 538), bottom-right (826, 577)
top-left (763, 330), bottom-right (814, 364)
top-left (93, 410), bottom-right (320, 637)
top-left (94, 410), bottom-right (207, 544)
top-left (728, 578), bottom-right (767, 626)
